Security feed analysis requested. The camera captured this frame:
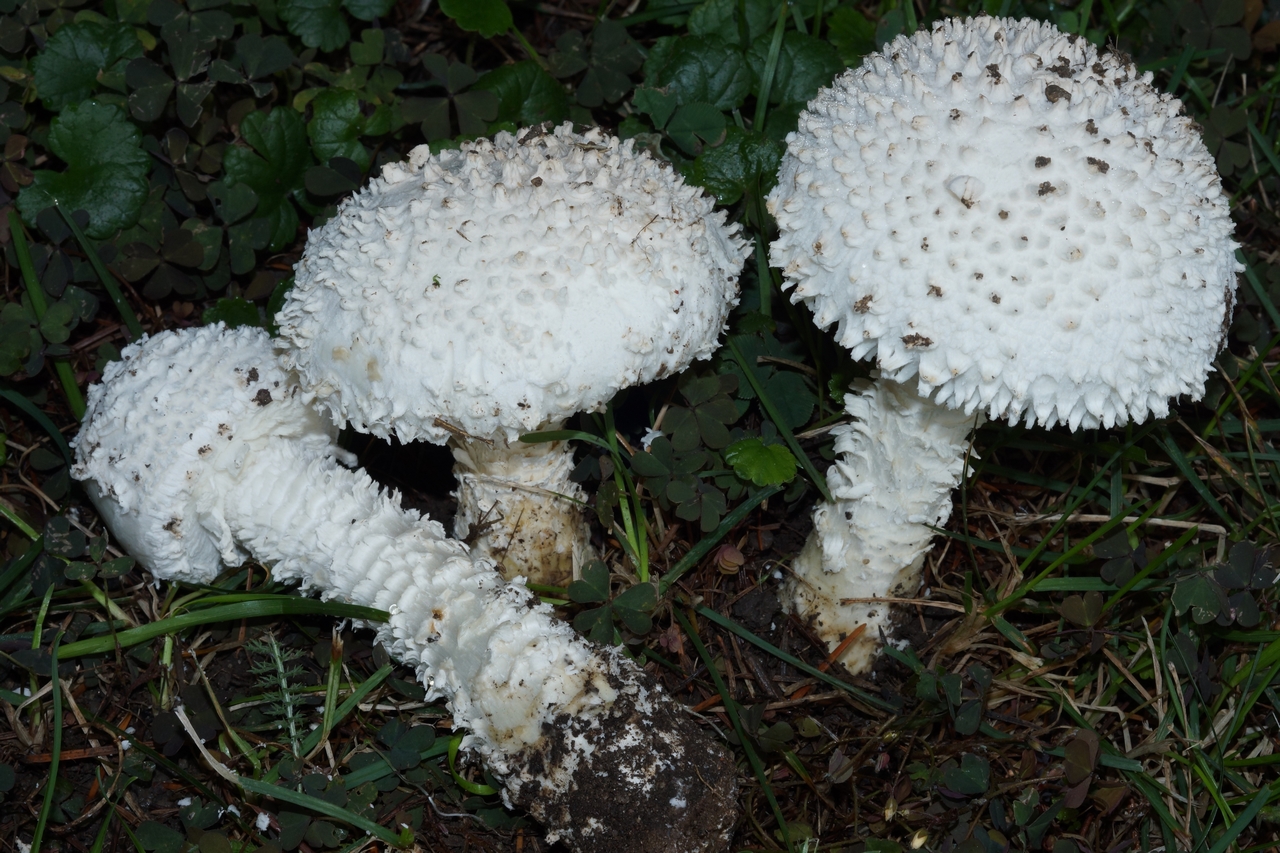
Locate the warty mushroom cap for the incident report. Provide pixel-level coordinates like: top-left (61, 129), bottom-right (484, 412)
top-left (768, 15), bottom-right (1241, 431)
top-left (277, 123), bottom-right (750, 445)
top-left (70, 323), bottom-right (342, 584)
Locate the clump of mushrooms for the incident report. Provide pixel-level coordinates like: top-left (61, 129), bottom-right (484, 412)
top-left (72, 324), bottom-right (738, 853)
top-left (276, 123), bottom-right (749, 589)
top-left (768, 15), bottom-right (1241, 671)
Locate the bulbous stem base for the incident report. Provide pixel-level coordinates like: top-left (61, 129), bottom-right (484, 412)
top-left (452, 432), bottom-right (596, 588)
top-left (211, 438), bottom-right (734, 853)
top-left (785, 379), bottom-right (979, 673)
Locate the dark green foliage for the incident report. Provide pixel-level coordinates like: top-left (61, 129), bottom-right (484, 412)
top-left (18, 101), bottom-right (149, 238)
top-left (31, 20), bottom-right (142, 109)
top-left (473, 61), bottom-right (569, 127)
top-left (223, 107), bottom-right (310, 251)
top-left (568, 559), bottom-right (656, 643)
top-left (438, 0), bottom-right (511, 38)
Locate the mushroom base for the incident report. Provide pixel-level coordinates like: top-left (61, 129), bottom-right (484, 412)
top-left (784, 380), bottom-right (978, 672)
top-left (452, 434), bottom-right (595, 588)
top-left (503, 650), bottom-right (739, 853)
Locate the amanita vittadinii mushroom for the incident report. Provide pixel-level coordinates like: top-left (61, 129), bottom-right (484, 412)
top-left (72, 324), bottom-right (738, 853)
top-left (276, 123), bottom-right (748, 588)
top-left (768, 16), bottom-right (1241, 671)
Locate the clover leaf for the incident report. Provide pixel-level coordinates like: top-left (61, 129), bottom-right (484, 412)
top-left (18, 101), bottom-right (149, 238)
top-left (308, 89), bottom-right (370, 171)
top-left (666, 103), bottom-right (726, 155)
top-left (0, 301), bottom-right (39, 376)
top-left (724, 437), bottom-right (796, 486)
top-left (223, 107), bottom-right (311, 252)
top-left (940, 754), bottom-right (990, 797)
top-left (32, 20), bottom-right (142, 110)
top-left (724, 332), bottom-right (816, 430)
top-left (568, 561), bottom-right (656, 644)
top-left (550, 20), bottom-right (644, 108)
top-left (125, 57), bottom-right (174, 123)
top-left (407, 55), bottom-right (498, 140)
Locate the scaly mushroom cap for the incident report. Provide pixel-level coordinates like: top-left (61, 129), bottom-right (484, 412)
top-left (769, 16), bottom-right (1241, 431)
top-left (277, 123), bottom-right (750, 444)
top-left (71, 324), bottom-right (340, 583)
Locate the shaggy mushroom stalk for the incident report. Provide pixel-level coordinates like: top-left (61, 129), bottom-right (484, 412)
top-left (449, 427), bottom-right (592, 589)
top-left (73, 324), bottom-right (738, 853)
top-left (790, 380), bottom-right (978, 672)
top-left (277, 123), bottom-right (748, 589)
top-left (769, 15), bottom-right (1241, 670)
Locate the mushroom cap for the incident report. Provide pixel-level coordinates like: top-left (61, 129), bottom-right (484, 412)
top-left (277, 123), bottom-right (749, 445)
top-left (71, 324), bottom-right (336, 583)
top-left (768, 16), bottom-right (1241, 431)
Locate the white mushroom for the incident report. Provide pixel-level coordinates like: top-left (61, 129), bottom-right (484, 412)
top-left (72, 324), bottom-right (738, 853)
top-left (768, 15), bottom-right (1241, 671)
top-left (276, 123), bottom-right (749, 588)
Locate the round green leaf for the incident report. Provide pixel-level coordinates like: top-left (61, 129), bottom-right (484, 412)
top-left (32, 21), bottom-right (142, 110)
top-left (724, 437), bottom-right (797, 486)
top-left (223, 108), bottom-right (311, 251)
top-left (308, 89), bottom-right (370, 171)
top-left (646, 34), bottom-right (752, 111)
top-left (686, 126), bottom-right (782, 204)
top-left (278, 0), bottom-right (349, 51)
top-left (17, 101), bottom-right (149, 238)
top-left (343, 0), bottom-right (395, 21)
top-left (473, 61), bottom-right (570, 127)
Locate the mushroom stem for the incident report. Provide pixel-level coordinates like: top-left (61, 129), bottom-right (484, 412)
top-left (786, 379), bottom-right (980, 672)
top-left (74, 327), bottom-right (737, 853)
top-left (451, 431), bottom-right (595, 588)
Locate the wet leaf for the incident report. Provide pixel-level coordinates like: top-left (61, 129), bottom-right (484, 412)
top-left (645, 34), bottom-right (752, 111)
top-left (18, 101), bottom-right (149, 238)
top-left (32, 20), bottom-right (142, 110)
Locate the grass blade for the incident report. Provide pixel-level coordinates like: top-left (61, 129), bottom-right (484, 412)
top-left (298, 663), bottom-right (395, 757)
top-left (57, 599), bottom-right (389, 658)
top-left (7, 211), bottom-right (85, 419)
top-left (235, 774), bottom-right (413, 848)
top-left (696, 604), bottom-right (896, 711)
top-left (675, 607), bottom-right (794, 851)
top-left (57, 203), bottom-right (144, 340)
top-left (30, 630), bottom-right (65, 853)
top-left (0, 389), bottom-right (73, 465)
